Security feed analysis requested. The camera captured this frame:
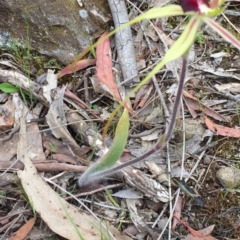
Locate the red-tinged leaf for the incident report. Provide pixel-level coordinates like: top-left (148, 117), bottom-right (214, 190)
top-left (9, 217), bottom-right (36, 240)
top-left (64, 88), bottom-right (102, 120)
top-left (96, 32), bottom-right (122, 103)
top-left (58, 59), bottom-right (96, 79)
top-left (183, 93), bottom-right (198, 118)
top-left (183, 90), bottom-right (227, 122)
top-left (205, 117), bottom-right (240, 138)
top-left (134, 84), bottom-right (153, 109)
top-left (173, 214), bottom-right (218, 240)
top-left (198, 225), bottom-right (216, 237)
top-left (185, 234), bottom-right (218, 240)
top-left (173, 214), bottom-right (202, 237)
top-left (185, 225), bottom-right (217, 240)
top-left (172, 195), bottom-right (183, 230)
top-left (204, 17), bottom-right (240, 50)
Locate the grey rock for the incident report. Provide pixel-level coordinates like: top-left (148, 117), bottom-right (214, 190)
top-left (216, 167), bottom-right (240, 188)
top-left (0, 0), bottom-right (111, 64)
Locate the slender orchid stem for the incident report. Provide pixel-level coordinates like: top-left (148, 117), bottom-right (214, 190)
top-left (165, 56), bottom-right (187, 142)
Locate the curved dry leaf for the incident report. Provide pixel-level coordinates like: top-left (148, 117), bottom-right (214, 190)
top-left (9, 217), bottom-right (35, 240)
top-left (174, 214), bottom-right (217, 239)
top-left (58, 59), bottom-right (96, 79)
top-left (205, 117), bottom-right (240, 138)
top-left (17, 118), bottom-right (132, 240)
top-left (172, 196), bottom-right (182, 230)
top-left (185, 225), bottom-right (217, 240)
top-left (183, 90), bottom-right (227, 122)
top-left (96, 32), bottom-right (122, 103)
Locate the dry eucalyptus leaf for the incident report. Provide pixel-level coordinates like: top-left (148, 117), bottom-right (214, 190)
top-left (191, 61), bottom-right (240, 80)
top-left (112, 188), bottom-right (143, 199)
top-left (214, 83), bottom-right (240, 93)
top-left (17, 116), bottom-right (132, 240)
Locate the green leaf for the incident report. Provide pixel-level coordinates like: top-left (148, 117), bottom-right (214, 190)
top-left (204, 17), bottom-right (240, 50)
top-left (79, 108), bottom-right (129, 186)
top-left (0, 83), bottom-right (19, 93)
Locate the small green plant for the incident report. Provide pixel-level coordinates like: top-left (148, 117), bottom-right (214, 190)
top-left (10, 24), bottom-right (34, 106)
top-left (196, 31), bottom-right (205, 45)
top-left (88, 103), bottom-right (99, 109)
top-left (47, 236), bottom-right (57, 240)
top-left (105, 189), bottom-right (120, 207)
top-left (0, 83), bottom-right (19, 93)
top-left (48, 141), bottom-right (57, 153)
top-left (17, 185), bottom-right (37, 218)
top-left (0, 190), bottom-right (6, 196)
top-left (166, 22), bottom-right (173, 28)
top-left (44, 58), bottom-right (61, 68)
top-left (90, 41), bottom-right (96, 58)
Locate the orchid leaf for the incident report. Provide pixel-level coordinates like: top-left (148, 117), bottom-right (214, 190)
top-left (0, 83), bottom-right (19, 93)
top-left (78, 108), bottom-right (129, 186)
top-left (204, 17), bottom-right (240, 50)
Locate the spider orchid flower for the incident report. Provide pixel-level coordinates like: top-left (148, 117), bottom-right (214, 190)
top-left (126, 0), bottom-right (240, 70)
top-left (179, 0), bottom-right (210, 13)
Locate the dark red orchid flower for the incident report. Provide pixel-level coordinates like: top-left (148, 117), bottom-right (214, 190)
top-left (179, 0), bottom-right (210, 13)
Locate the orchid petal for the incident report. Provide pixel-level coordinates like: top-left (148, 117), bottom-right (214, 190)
top-left (163, 16), bottom-right (202, 63)
top-left (129, 16), bottom-right (202, 95)
top-left (127, 5), bottom-right (185, 26)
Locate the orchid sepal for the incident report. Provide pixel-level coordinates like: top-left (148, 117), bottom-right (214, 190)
top-left (204, 17), bottom-right (240, 50)
top-left (127, 5), bottom-right (185, 25)
top-left (204, 7), bottom-right (224, 17)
